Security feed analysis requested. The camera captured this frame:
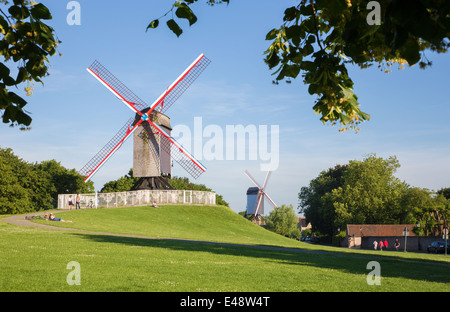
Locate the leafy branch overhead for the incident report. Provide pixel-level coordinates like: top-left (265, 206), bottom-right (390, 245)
top-left (0, 0), bottom-right (60, 130)
top-left (148, 0), bottom-right (450, 132)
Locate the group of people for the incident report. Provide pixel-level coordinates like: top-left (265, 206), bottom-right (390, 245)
top-left (68, 194), bottom-right (95, 210)
top-left (373, 239), bottom-right (401, 251)
top-left (68, 194), bottom-right (81, 210)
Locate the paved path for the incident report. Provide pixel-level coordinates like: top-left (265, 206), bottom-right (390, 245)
top-left (2, 210), bottom-right (75, 230)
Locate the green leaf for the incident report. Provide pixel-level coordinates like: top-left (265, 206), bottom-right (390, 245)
top-left (8, 91), bottom-right (27, 107)
top-left (8, 5), bottom-right (30, 20)
top-left (175, 3), bottom-right (198, 26)
top-left (167, 19), bottom-right (183, 37)
top-left (264, 51), bottom-right (280, 69)
top-left (399, 38), bottom-right (421, 65)
top-left (146, 19), bottom-right (159, 31)
top-left (30, 3), bottom-right (52, 20)
top-left (3, 75), bottom-right (16, 86)
top-left (15, 68), bottom-right (26, 84)
top-left (283, 6), bottom-right (299, 22)
top-left (302, 43), bottom-right (314, 56)
top-left (265, 28), bottom-right (279, 41)
top-left (285, 25), bottom-right (303, 46)
top-left (299, 4), bottom-right (314, 16)
top-left (15, 109), bottom-right (32, 126)
top-left (0, 63), bottom-right (10, 79)
top-left (308, 83), bottom-right (319, 95)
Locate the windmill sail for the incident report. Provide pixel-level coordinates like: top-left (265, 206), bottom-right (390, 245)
top-left (79, 117), bottom-right (142, 182)
top-left (79, 54), bottom-right (210, 183)
top-left (87, 60), bottom-right (148, 114)
top-left (149, 120), bottom-right (206, 179)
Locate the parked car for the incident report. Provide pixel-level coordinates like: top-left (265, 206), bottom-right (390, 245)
top-left (427, 241), bottom-right (448, 254)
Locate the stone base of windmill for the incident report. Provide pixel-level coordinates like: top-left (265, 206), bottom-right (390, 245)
top-left (250, 215), bottom-right (265, 226)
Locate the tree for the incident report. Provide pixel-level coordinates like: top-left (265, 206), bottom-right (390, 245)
top-left (0, 0), bottom-right (60, 129)
top-left (331, 154), bottom-right (410, 228)
top-left (0, 147), bottom-right (92, 214)
top-left (100, 169), bottom-right (138, 193)
top-left (266, 204), bottom-right (298, 237)
top-left (299, 154), bottom-right (412, 236)
top-left (0, 147), bottom-right (54, 213)
top-left (148, 0), bottom-right (450, 131)
top-left (437, 187), bottom-right (450, 200)
top-left (35, 159), bottom-right (95, 205)
top-left (298, 164), bottom-right (346, 236)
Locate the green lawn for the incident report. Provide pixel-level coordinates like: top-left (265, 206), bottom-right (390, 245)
top-left (0, 205), bottom-right (449, 292)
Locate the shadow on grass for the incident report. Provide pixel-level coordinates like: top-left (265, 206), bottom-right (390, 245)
top-left (72, 233), bottom-right (450, 286)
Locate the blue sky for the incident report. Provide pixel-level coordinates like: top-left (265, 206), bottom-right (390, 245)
top-left (1, 1), bottom-right (450, 215)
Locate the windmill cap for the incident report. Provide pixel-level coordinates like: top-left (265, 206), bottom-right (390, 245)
top-left (246, 187), bottom-right (260, 195)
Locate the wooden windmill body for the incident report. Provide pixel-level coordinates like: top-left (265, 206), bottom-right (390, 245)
top-left (133, 111), bottom-right (173, 189)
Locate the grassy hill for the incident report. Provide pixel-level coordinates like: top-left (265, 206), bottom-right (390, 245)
top-left (1, 205), bottom-right (449, 292)
top-left (31, 205), bottom-right (303, 248)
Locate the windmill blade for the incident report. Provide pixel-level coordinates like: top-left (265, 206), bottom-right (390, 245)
top-left (261, 170), bottom-right (271, 191)
top-left (148, 54), bottom-right (211, 115)
top-left (262, 191), bottom-right (277, 208)
top-left (87, 60), bottom-right (147, 114)
top-left (244, 170), bottom-right (262, 189)
top-left (254, 192), bottom-right (264, 215)
top-left (148, 120), bottom-right (206, 179)
top-left (79, 117), bottom-right (143, 182)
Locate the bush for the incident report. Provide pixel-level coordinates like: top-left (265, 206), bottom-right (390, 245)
top-left (266, 204), bottom-right (298, 237)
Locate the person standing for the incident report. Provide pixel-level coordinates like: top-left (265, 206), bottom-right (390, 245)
top-left (373, 240), bottom-right (378, 250)
top-left (68, 195), bottom-right (74, 210)
top-left (394, 239), bottom-right (400, 251)
top-left (379, 240), bottom-right (384, 251)
top-left (384, 240), bottom-right (389, 250)
top-left (76, 194), bottom-right (81, 210)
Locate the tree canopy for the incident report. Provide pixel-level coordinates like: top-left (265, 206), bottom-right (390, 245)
top-left (0, 0), bottom-right (59, 129)
top-left (298, 154), bottom-right (449, 237)
top-left (148, 0), bottom-right (450, 131)
top-left (0, 147), bottom-right (92, 214)
top-left (265, 204), bottom-right (300, 238)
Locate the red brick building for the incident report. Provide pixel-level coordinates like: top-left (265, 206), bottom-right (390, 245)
top-left (346, 224), bottom-right (417, 249)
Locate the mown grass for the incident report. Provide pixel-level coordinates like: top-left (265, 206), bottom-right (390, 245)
top-left (0, 205), bottom-right (449, 292)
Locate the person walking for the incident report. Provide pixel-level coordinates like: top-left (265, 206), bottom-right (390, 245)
top-left (373, 240), bottom-right (378, 250)
top-left (394, 239), bottom-right (400, 251)
top-left (379, 240), bottom-right (384, 251)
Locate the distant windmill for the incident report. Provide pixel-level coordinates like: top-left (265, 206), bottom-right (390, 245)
top-left (244, 170), bottom-right (277, 217)
top-left (79, 54), bottom-right (210, 189)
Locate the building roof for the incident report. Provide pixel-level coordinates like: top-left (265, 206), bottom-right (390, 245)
top-left (297, 217), bottom-right (311, 229)
top-left (346, 224), bottom-right (417, 237)
top-left (246, 187), bottom-right (260, 195)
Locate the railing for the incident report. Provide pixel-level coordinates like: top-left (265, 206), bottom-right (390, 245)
top-left (58, 190), bottom-right (216, 209)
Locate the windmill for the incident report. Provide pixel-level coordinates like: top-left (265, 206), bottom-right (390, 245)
top-left (244, 170), bottom-right (277, 219)
top-left (79, 54), bottom-right (210, 189)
